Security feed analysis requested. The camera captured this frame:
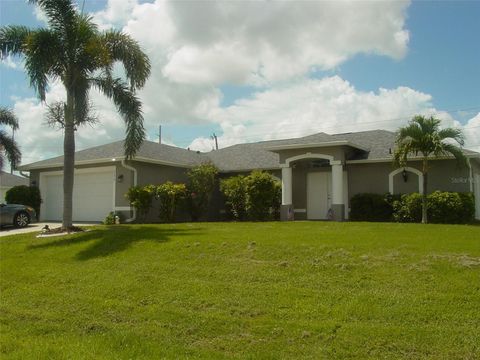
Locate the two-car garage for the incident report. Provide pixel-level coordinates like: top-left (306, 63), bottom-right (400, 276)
top-left (39, 166), bottom-right (116, 222)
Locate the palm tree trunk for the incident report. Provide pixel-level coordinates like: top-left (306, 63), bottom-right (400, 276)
top-left (422, 158), bottom-right (428, 224)
top-left (62, 89), bottom-right (75, 229)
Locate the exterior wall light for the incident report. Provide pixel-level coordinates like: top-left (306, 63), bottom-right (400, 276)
top-left (117, 174), bottom-right (124, 183)
top-left (402, 169), bottom-right (408, 183)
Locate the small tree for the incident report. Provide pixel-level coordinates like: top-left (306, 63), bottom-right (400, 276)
top-left (220, 175), bottom-right (247, 220)
top-left (125, 185), bottom-right (155, 222)
top-left (156, 182), bottom-right (186, 222)
top-left (394, 115), bottom-right (468, 223)
top-left (186, 163), bottom-right (218, 221)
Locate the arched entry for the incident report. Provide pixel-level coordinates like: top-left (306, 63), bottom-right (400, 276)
top-left (281, 153), bottom-right (345, 221)
top-left (388, 167), bottom-right (424, 194)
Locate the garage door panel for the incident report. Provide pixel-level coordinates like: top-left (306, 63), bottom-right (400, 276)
top-left (41, 168), bottom-right (115, 222)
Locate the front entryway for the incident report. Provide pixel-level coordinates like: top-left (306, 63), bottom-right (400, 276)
top-left (307, 172), bottom-right (332, 219)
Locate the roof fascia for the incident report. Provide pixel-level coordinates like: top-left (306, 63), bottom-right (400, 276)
top-left (18, 155), bottom-right (198, 171)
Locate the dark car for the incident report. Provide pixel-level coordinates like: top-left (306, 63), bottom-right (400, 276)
top-left (0, 203), bottom-right (37, 228)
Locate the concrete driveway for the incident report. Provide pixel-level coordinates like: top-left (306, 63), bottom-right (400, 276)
top-left (0, 222), bottom-right (99, 237)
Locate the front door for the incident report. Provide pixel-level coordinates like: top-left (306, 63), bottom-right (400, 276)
top-left (307, 172), bottom-right (331, 220)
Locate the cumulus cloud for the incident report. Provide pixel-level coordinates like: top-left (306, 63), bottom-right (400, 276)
top-left (92, 0), bottom-right (140, 31)
top-left (186, 76), bottom-right (477, 152)
top-left (0, 55), bottom-right (20, 70)
top-left (464, 113), bottom-right (480, 152)
top-left (120, 0), bottom-right (410, 85)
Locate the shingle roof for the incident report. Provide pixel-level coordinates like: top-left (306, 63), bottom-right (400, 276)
top-left (19, 130), bottom-right (479, 172)
top-left (20, 140), bottom-right (208, 169)
top-left (0, 171), bottom-right (29, 187)
top-left (330, 129), bottom-right (397, 160)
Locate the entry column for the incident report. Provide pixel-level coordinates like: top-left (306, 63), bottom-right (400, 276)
top-left (331, 161), bottom-right (345, 221)
top-left (280, 166), bottom-right (293, 221)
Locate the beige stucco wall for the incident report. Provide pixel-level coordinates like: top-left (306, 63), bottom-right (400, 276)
top-left (347, 159), bottom-right (471, 198)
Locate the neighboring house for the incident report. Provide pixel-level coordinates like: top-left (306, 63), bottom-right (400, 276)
top-left (0, 171), bottom-right (29, 203)
top-left (18, 129), bottom-right (480, 222)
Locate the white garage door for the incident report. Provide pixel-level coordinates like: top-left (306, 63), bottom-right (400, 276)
top-left (41, 167), bottom-right (115, 222)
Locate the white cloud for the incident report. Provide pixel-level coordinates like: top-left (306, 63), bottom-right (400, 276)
top-left (116, 0), bottom-right (410, 85)
top-left (92, 0), bottom-right (139, 31)
top-left (185, 77), bottom-right (478, 153)
top-left (33, 5), bottom-right (48, 24)
top-left (464, 113), bottom-right (480, 152)
top-left (0, 55), bottom-right (21, 70)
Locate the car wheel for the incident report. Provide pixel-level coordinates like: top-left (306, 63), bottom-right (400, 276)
top-left (14, 212), bottom-right (30, 228)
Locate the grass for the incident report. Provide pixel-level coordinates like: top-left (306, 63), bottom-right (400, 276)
top-left (1, 222), bottom-right (479, 359)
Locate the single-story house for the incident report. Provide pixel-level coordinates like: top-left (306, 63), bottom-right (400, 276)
top-left (0, 171), bottom-right (29, 203)
top-left (18, 129), bottom-right (480, 222)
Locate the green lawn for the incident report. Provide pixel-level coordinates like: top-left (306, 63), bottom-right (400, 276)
top-left (1, 222), bottom-right (479, 359)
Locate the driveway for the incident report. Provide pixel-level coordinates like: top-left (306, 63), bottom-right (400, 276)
top-left (0, 222), bottom-right (99, 237)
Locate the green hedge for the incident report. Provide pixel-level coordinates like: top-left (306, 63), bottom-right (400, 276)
top-left (351, 191), bottom-right (475, 224)
top-left (350, 193), bottom-right (394, 222)
top-left (393, 191), bottom-right (475, 224)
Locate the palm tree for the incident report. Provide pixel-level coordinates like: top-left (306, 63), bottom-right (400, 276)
top-left (0, 0), bottom-right (150, 230)
top-left (394, 115), bottom-right (468, 223)
top-left (0, 107), bottom-right (21, 171)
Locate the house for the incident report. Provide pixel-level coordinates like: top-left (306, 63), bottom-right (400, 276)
top-left (0, 171), bottom-right (29, 203)
top-left (18, 130), bottom-right (480, 222)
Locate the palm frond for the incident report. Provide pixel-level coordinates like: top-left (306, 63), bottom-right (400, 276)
top-left (0, 130), bottom-right (21, 171)
top-left (28, 0), bottom-right (77, 39)
top-left (0, 25), bottom-right (31, 58)
top-left (23, 29), bottom-right (63, 100)
top-left (91, 76), bottom-right (145, 157)
top-left (0, 107), bottom-right (19, 130)
top-left (440, 143), bottom-right (469, 168)
top-left (437, 127), bottom-right (465, 145)
top-left (73, 78), bottom-right (97, 127)
top-left (101, 30), bottom-right (151, 90)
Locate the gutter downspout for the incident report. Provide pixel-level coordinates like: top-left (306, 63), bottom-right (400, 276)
top-left (121, 159), bottom-right (137, 223)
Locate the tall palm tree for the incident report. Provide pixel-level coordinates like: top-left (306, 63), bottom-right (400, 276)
top-left (0, 107), bottom-right (21, 172)
top-left (0, 0), bottom-right (150, 230)
top-left (394, 115), bottom-right (468, 223)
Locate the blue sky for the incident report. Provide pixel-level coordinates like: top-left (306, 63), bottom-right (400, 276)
top-left (1, 0), bottom-right (479, 164)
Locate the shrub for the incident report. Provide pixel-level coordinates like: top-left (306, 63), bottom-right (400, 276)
top-left (156, 182), bottom-right (187, 222)
top-left (428, 191), bottom-right (474, 224)
top-left (220, 175), bottom-right (247, 220)
top-left (350, 193), bottom-right (394, 222)
top-left (186, 163), bottom-right (218, 221)
top-left (103, 211), bottom-right (125, 225)
top-left (392, 193), bottom-right (422, 223)
top-left (457, 192), bottom-right (475, 223)
top-left (125, 185), bottom-right (156, 222)
top-left (393, 191), bottom-right (474, 224)
top-left (245, 171), bottom-right (280, 221)
top-left (5, 185), bottom-right (42, 219)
